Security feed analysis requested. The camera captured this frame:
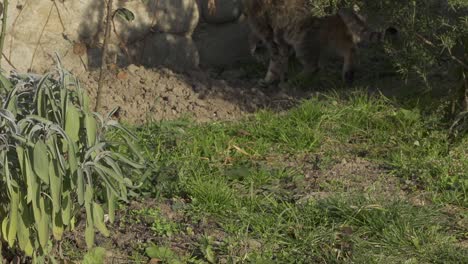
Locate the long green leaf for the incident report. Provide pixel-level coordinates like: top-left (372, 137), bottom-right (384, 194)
top-left (76, 169), bottom-right (85, 205)
top-left (33, 140), bottom-right (49, 184)
top-left (110, 152), bottom-right (146, 169)
top-left (107, 188), bottom-right (115, 224)
top-left (7, 189), bottom-right (19, 247)
top-left (52, 212), bottom-right (64, 241)
top-left (92, 203), bottom-right (109, 237)
top-left (37, 197), bottom-right (49, 249)
top-left (2, 217), bottom-right (8, 242)
top-left (0, 71), bottom-right (14, 92)
top-left (65, 102), bottom-right (81, 143)
top-left (61, 189), bottom-right (72, 226)
top-left (93, 166), bottom-right (121, 199)
top-left (17, 210), bottom-right (34, 257)
top-left (84, 184), bottom-right (94, 249)
top-left (85, 112), bottom-right (97, 146)
top-left (49, 159), bottom-right (61, 214)
top-left (85, 224), bottom-right (95, 249)
top-left (94, 163), bottom-right (125, 184)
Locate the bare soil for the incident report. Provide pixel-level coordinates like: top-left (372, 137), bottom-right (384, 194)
top-left (80, 65), bottom-right (310, 124)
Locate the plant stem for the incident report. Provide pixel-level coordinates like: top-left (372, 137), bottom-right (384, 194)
top-left (95, 0), bottom-right (114, 112)
top-left (0, 0), bottom-right (9, 67)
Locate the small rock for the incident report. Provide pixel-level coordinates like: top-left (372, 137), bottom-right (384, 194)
top-left (116, 70), bottom-right (128, 80)
top-left (127, 64), bottom-right (140, 74)
top-left (148, 258), bottom-right (161, 264)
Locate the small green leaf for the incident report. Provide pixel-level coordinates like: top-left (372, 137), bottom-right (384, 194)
top-left (115, 8), bottom-right (135, 22)
top-left (0, 72), bottom-right (14, 92)
top-left (145, 246), bottom-right (176, 259)
top-left (6, 96), bottom-right (18, 116)
top-left (204, 244), bottom-right (216, 263)
top-left (2, 217), bottom-right (8, 243)
top-left (82, 247), bottom-right (106, 264)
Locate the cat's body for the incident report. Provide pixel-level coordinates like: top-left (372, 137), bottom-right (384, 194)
top-left (243, 0), bottom-right (397, 86)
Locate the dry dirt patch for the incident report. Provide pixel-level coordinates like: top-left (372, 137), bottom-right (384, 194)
top-left (79, 65), bottom-right (306, 124)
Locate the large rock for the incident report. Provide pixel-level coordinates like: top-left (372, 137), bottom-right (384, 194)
top-left (152, 0), bottom-right (200, 35)
top-left (79, 0), bottom-right (199, 45)
top-left (2, 0), bottom-right (90, 74)
top-left (1, 0), bottom-right (200, 74)
top-left (139, 34), bottom-right (200, 70)
top-left (198, 0), bottom-right (243, 24)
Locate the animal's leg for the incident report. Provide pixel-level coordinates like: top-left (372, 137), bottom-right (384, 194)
top-left (263, 34), bottom-right (284, 85)
top-left (248, 32), bottom-right (261, 57)
top-left (342, 47), bottom-right (356, 86)
top-left (293, 37), bottom-right (320, 77)
top-left (247, 19), bottom-right (282, 85)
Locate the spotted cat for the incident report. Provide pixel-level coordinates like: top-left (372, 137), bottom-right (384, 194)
top-left (243, 0), bottom-right (397, 86)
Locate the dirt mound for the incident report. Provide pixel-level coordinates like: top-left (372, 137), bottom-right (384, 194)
top-left (80, 65), bottom-right (305, 124)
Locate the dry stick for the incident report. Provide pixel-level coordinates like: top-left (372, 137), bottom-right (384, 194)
top-left (111, 13), bottom-right (133, 64)
top-left (8, 0), bottom-right (27, 60)
top-left (29, 3), bottom-right (54, 71)
top-left (95, 0), bottom-right (114, 112)
top-left (52, 0), bottom-right (66, 32)
top-left (2, 52), bottom-right (16, 69)
top-left (53, 0), bottom-right (88, 72)
top-left (0, 0), bottom-right (9, 66)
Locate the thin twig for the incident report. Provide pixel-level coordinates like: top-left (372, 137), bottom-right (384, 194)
top-left (2, 52), bottom-right (16, 69)
top-left (52, 0), bottom-right (66, 32)
top-left (111, 12), bottom-right (133, 64)
top-left (415, 32), bottom-right (468, 70)
top-left (29, 3), bottom-right (54, 71)
top-left (95, 0), bottom-right (114, 112)
top-left (8, 0), bottom-right (25, 60)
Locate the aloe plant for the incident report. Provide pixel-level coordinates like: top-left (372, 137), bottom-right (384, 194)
top-left (0, 58), bottom-right (145, 261)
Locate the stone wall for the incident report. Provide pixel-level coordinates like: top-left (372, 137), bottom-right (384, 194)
top-left (0, 0), bottom-right (252, 75)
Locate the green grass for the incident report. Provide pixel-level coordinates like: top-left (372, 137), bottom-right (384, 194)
top-left (109, 89), bottom-right (468, 263)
